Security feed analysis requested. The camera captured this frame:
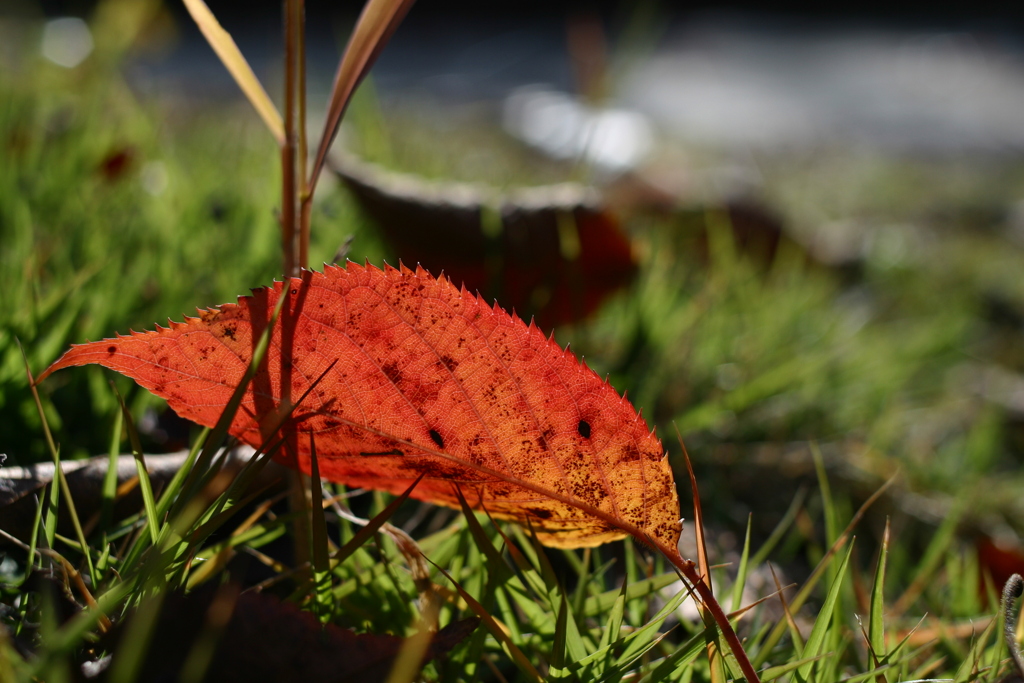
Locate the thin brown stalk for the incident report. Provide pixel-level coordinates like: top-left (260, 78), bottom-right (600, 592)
top-left (281, 0), bottom-right (299, 277)
top-left (307, 0), bottom-right (416, 196)
top-left (768, 563), bottom-right (803, 650)
top-left (727, 583), bottom-right (797, 621)
top-left (296, 0), bottom-right (310, 270)
top-left (299, 0), bottom-right (416, 260)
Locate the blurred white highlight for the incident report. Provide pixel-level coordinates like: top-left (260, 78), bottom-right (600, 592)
top-left (503, 87), bottom-right (653, 173)
top-left (41, 17), bottom-right (94, 69)
top-left (141, 161), bottom-right (169, 196)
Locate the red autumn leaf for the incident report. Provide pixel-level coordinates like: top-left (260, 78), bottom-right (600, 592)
top-left (37, 262), bottom-right (679, 550)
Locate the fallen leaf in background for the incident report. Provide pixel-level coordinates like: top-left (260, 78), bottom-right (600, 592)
top-left (977, 535), bottom-right (1024, 602)
top-left (39, 263), bottom-right (681, 550)
top-left (87, 587), bottom-right (478, 683)
top-left (333, 153), bottom-right (637, 328)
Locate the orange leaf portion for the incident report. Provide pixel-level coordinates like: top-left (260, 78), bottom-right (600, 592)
top-left (38, 263), bottom-right (680, 549)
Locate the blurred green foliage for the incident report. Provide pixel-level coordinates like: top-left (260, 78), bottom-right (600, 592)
top-left (0, 32), bottom-right (386, 462)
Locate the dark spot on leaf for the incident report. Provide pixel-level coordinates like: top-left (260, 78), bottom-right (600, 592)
top-left (290, 289), bottom-right (297, 295)
top-left (358, 449), bottom-right (404, 456)
top-left (429, 429), bottom-right (444, 449)
top-left (577, 420), bottom-right (591, 439)
top-left (381, 361), bottom-right (403, 385)
top-left (529, 507), bottom-right (553, 519)
top-left (107, 346), bottom-right (116, 354)
top-left (440, 355), bottom-right (458, 371)
top-left (621, 444), bottom-right (642, 462)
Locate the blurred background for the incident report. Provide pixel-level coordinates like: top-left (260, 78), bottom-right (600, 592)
top-left (6, 0), bottom-right (1024, 601)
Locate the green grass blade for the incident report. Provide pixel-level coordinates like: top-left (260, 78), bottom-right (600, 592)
top-left (154, 426), bottom-right (208, 520)
top-left (869, 518), bottom-right (890, 664)
top-left (730, 513), bottom-right (753, 614)
top-left (452, 487), bottom-right (513, 586)
top-left (428, 560), bottom-right (543, 683)
top-left (599, 581), bottom-right (628, 652)
top-left (562, 593), bottom-right (590, 668)
top-left (811, 442), bottom-right (838, 546)
top-left (761, 653), bottom-right (830, 682)
top-left (797, 538), bottom-right (854, 682)
top-left (623, 538), bottom-right (645, 625)
top-left (571, 547), bottom-right (593, 617)
top-left (307, 433), bottom-right (333, 623)
top-left (584, 580), bottom-right (629, 681)
top-left (550, 592), bottom-right (570, 677)
top-left (953, 613), bottom-right (996, 683)
top-left (100, 406), bottom-right (124, 533)
top-left (52, 454), bottom-right (97, 584)
top-left (42, 479), bottom-right (58, 553)
top-left (115, 388), bottom-right (160, 546)
top-left (469, 521), bottom-right (551, 630)
top-left (192, 518), bottom-right (289, 561)
top-left (493, 585), bottom-right (523, 643)
top-left (489, 524), bottom-right (548, 612)
top-left (640, 633), bottom-right (704, 683)
top-left (332, 476), bottom-right (423, 567)
top-left (583, 572), bottom-right (682, 617)
top-left (25, 491), bottom-right (45, 580)
top-left (23, 341), bottom-right (95, 582)
top-left (612, 584), bottom-right (692, 670)
top-left (180, 449), bottom-right (283, 550)
top-left (520, 528), bottom-right (590, 660)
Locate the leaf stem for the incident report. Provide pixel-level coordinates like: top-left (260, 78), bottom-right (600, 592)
top-left (672, 554), bottom-right (762, 683)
